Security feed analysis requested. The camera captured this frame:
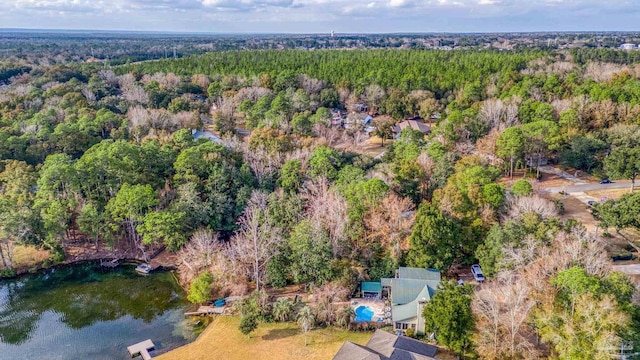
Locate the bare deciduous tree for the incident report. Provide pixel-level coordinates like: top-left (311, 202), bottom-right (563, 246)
top-left (551, 99), bottom-right (571, 114)
top-left (127, 105), bottom-right (150, 142)
top-left (191, 74), bottom-right (210, 91)
top-left (363, 84), bottom-right (385, 112)
top-left (310, 282), bottom-right (350, 326)
top-left (298, 74), bottom-right (325, 94)
top-left (98, 70), bottom-right (118, 85)
top-left (117, 73), bottom-right (137, 90)
top-left (313, 123), bottom-right (342, 146)
top-left (478, 99), bottom-right (505, 130)
top-left (122, 85), bottom-right (149, 105)
top-left (552, 227), bottom-right (610, 277)
top-left (505, 195), bottom-right (558, 221)
top-left (303, 178), bottom-right (348, 258)
top-left (234, 86), bottom-right (272, 104)
top-left (365, 193), bottom-right (415, 261)
top-left (474, 272), bottom-right (537, 360)
top-left (81, 87), bottom-right (96, 103)
top-left (338, 88), bottom-right (351, 105)
top-left (226, 191), bottom-right (282, 291)
top-left (476, 129), bottom-right (502, 166)
top-left (585, 62), bottom-right (630, 83)
top-left (242, 143), bottom-right (284, 187)
top-left (177, 229), bottom-right (223, 282)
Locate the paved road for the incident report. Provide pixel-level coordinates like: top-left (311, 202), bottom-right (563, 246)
top-left (545, 181), bottom-right (633, 194)
top-left (613, 263), bottom-right (640, 275)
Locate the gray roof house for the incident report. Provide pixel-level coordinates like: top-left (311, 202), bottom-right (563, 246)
top-left (333, 329), bottom-right (439, 360)
top-left (393, 120), bottom-right (431, 138)
top-left (381, 267), bottom-right (441, 335)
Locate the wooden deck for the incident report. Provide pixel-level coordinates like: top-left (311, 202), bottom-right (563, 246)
top-left (184, 305), bottom-right (225, 316)
top-left (100, 259), bottom-right (119, 268)
top-left (127, 339), bottom-right (155, 360)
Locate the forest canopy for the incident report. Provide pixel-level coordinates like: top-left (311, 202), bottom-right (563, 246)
top-left (3, 43), bottom-right (640, 359)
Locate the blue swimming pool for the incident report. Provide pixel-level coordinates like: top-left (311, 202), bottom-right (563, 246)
top-left (354, 305), bottom-right (375, 322)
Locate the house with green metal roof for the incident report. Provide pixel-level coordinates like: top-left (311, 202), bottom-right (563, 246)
top-left (381, 267), bottom-right (441, 335)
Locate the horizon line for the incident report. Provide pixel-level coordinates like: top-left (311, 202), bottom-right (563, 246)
top-left (1, 27), bottom-right (640, 36)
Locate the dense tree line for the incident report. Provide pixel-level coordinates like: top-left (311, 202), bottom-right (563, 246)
top-left (120, 49), bottom-right (540, 96)
top-left (571, 48), bottom-right (640, 65)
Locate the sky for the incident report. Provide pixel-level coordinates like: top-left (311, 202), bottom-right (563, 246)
top-left (0, 0), bottom-right (639, 34)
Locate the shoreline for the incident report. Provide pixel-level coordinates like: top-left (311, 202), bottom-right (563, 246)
top-left (2, 245), bottom-right (179, 280)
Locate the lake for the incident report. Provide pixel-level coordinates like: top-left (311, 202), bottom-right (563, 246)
top-left (0, 263), bottom-right (198, 360)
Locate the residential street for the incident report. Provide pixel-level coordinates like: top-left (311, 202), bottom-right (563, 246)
top-left (544, 181), bottom-right (633, 194)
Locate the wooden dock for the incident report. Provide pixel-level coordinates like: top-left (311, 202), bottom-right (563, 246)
top-left (184, 305), bottom-right (225, 316)
top-left (100, 259), bottom-right (119, 268)
top-left (127, 339), bottom-right (155, 360)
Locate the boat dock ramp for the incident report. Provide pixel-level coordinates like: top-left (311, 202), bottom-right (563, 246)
top-left (184, 305), bottom-right (225, 316)
top-left (99, 259), bottom-right (119, 268)
top-left (127, 339), bottom-right (155, 360)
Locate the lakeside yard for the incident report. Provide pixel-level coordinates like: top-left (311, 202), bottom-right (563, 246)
top-left (155, 316), bottom-right (372, 360)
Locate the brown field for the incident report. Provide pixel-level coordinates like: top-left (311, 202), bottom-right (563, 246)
top-left (11, 244), bottom-right (51, 268)
top-left (155, 316), bottom-right (372, 360)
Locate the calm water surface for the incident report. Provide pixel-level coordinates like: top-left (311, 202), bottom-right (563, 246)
top-left (0, 263), bottom-right (197, 360)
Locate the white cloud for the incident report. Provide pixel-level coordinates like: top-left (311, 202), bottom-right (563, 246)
top-left (2, 0), bottom-right (639, 32)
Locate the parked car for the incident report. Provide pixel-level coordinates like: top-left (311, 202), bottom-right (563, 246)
top-left (471, 264), bottom-right (485, 282)
top-left (599, 179), bottom-right (612, 184)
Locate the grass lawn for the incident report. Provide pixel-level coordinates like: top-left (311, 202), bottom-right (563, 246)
top-left (585, 188), bottom-right (639, 201)
top-left (156, 316), bottom-right (372, 360)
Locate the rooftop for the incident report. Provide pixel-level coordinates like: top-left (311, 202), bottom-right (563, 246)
top-left (393, 120), bottom-right (431, 134)
top-left (333, 341), bottom-right (382, 360)
top-left (362, 282), bottom-right (383, 293)
top-left (333, 330), bottom-right (439, 360)
top-left (388, 278), bottom-right (439, 305)
top-left (397, 267), bottom-right (441, 281)
top-left (391, 286), bottom-right (433, 322)
top-left (192, 129), bottom-right (223, 144)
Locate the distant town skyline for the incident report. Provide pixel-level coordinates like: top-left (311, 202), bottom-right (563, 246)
top-left (1, 0), bottom-right (639, 34)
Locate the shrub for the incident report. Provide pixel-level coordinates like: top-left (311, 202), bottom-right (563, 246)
top-left (239, 313), bottom-right (258, 336)
top-left (554, 199), bottom-right (565, 215)
top-left (272, 298), bottom-right (295, 322)
top-left (0, 267), bottom-right (16, 278)
top-left (510, 179), bottom-right (533, 196)
top-left (187, 272), bottom-right (214, 304)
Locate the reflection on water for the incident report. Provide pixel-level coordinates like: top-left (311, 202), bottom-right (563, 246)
top-left (0, 263), bottom-right (196, 359)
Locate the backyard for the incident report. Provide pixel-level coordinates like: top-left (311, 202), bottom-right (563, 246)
top-left (155, 316), bottom-right (372, 360)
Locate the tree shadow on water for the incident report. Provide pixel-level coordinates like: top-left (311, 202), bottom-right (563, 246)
top-left (261, 328), bottom-right (298, 341)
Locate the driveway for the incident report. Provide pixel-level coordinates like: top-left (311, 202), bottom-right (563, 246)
top-left (613, 263), bottom-right (640, 275)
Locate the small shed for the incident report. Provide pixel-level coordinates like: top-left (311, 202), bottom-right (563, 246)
top-left (362, 281), bottom-right (382, 299)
